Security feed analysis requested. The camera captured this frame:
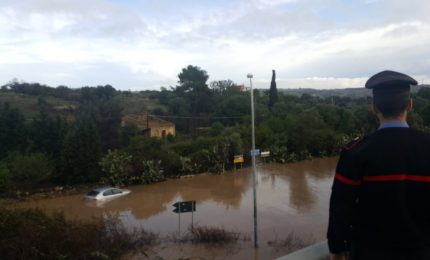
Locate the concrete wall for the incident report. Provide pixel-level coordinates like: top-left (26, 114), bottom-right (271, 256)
top-left (122, 114), bottom-right (176, 138)
top-left (150, 125), bottom-right (175, 138)
top-left (276, 241), bottom-right (329, 260)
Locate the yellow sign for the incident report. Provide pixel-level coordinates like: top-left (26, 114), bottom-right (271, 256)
top-left (234, 155), bottom-right (244, 164)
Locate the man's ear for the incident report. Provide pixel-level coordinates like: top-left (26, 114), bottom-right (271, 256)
top-left (407, 98), bottom-right (413, 112)
top-left (372, 104), bottom-right (380, 115)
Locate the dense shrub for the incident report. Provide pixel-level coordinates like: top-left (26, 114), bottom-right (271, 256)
top-left (137, 160), bottom-right (165, 184)
top-left (1, 152), bottom-right (53, 191)
top-left (0, 163), bottom-right (11, 191)
top-left (99, 149), bottom-right (165, 186)
top-left (99, 149), bottom-right (133, 186)
top-left (171, 134), bottom-right (243, 175)
top-left (0, 103), bottom-right (27, 158)
top-left (186, 225), bottom-right (241, 244)
top-left (0, 208), bottom-right (157, 260)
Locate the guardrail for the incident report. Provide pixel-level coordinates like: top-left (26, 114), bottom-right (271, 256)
top-left (275, 241), bottom-right (329, 260)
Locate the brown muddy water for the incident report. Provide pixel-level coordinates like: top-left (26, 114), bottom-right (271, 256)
top-left (4, 157), bottom-right (338, 260)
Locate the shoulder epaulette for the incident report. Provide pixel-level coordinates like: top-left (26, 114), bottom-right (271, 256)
top-left (342, 136), bottom-right (365, 151)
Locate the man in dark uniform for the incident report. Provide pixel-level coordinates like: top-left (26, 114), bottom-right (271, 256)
top-left (327, 70), bottom-right (430, 260)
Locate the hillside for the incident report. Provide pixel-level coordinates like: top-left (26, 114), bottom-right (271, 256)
top-left (0, 92), bottom-right (77, 119)
top-left (0, 89), bottom-right (165, 120)
top-left (2, 84), bottom-right (429, 120)
top-left (115, 91), bottom-right (167, 115)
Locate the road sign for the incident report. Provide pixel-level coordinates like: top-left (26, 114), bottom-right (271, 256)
top-left (250, 149), bottom-right (260, 157)
top-left (234, 155), bottom-right (244, 164)
top-left (173, 200), bottom-right (196, 213)
top-left (260, 151), bottom-right (270, 158)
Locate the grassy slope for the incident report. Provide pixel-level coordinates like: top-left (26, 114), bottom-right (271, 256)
top-left (115, 92), bottom-right (167, 115)
top-left (0, 92), bottom-right (76, 119)
top-left (0, 91), bottom-right (167, 120)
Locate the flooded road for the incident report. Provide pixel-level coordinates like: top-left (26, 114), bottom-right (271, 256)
top-left (5, 157), bottom-right (338, 259)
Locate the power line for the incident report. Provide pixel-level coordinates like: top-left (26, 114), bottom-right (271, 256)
top-left (0, 113), bottom-right (266, 122)
top-left (149, 114), bottom-right (247, 119)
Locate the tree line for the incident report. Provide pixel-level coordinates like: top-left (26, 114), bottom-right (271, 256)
top-left (1, 66), bottom-right (430, 194)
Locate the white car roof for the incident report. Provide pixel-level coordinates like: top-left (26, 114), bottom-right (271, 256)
top-left (93, 187), bottom-right (116, 192)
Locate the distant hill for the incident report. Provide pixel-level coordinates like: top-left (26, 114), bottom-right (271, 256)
top-left (2, 83), bottom-right (429, 120)
top-left (277, 85), bottom-right (428, 98)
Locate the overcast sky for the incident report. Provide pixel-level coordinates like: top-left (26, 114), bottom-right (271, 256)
top-left (0, 0), bottom-right (429, 90)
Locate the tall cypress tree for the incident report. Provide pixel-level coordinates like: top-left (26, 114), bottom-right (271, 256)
top-left (269, 69), bottom-right (278, 109)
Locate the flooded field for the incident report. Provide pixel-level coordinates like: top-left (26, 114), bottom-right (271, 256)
top-left (4, 157), bottom-right (338, 259)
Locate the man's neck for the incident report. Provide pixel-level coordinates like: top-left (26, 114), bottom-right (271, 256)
top-left (378, 113), bottom-right (407, 124)
top-left (378, 113), bottom-right (409, 130)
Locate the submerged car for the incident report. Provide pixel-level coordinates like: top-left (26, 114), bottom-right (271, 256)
top-left (85, 187), bottom-right (131, 201)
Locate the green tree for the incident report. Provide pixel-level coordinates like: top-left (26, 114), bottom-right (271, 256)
top-left (78, 85), bottom-right (123, 151)
top-left (177, 65), bottom-right (209, 93)
top-left (210, 80), bottom-right (240, 94)
top-left (419, 103), bottom-right (430, 126)
top-left (175, 65), bottom-right (214, 134)
top-left (59, 120), bottom-right (102, 184)
top-left (0, 162), bottom-right (11, 191)
top-left (210, 121), bottom-right (224, 136)
top-left (408, 112), bottom-right (424, 130)
top-left (256, 122), bottom-right (274, 148)
top-left (215, 94), bottom-right (249, 125)
top-left (224, 132), bottom-right (243, 167)
top-left (353, 107), bottom-right (379, 135)
top-left (167, 97), bottom-right (191, 132)
top-left (417, 87), bottom-right (430, 100)
top-left (284, 111), bottom-right (339, 157)
top-left (30, 110), bottom-right (67, 159)
top-left (0, 103), bottom-right (27, 158)
top-left (120, 123), bottom-right (140, 147)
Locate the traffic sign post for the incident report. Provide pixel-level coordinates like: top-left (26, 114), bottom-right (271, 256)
top-left (250, 149), bottom-right (260, 157)
top-left (234, 155), bottom-right (244, 170)
top-left (260, 151), bottom-right (270, 157)
top-left (173, 200), bottom-right (196, 235)
top-left (247, 73), bottom-right (258, 248)
top-left (260, 151), bottom-right (270, 163)
top-left (173, 201), bottom-right (196, 213)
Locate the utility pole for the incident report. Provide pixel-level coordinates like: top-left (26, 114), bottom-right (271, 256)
top-left (247, 73), bottom-right (258, 248)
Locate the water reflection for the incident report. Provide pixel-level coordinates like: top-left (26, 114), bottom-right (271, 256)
top-left (119, 170), bottom-right (251, 220)
top-left (258, 158), bottom-right (336, 213)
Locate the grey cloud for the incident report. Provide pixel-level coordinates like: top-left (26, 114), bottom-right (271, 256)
top-left (284, 43), bottom-right (430, 79)
top-left (0, 62), bottom-right (162, 89)
top-left (1, 0), bottom-right (148, 40)
top-left (144, 3), bottom-right (331, 53)
top-left (148, 0), bottom-right (426, 49)
top-left (0, 0), bottom-right (429, 90)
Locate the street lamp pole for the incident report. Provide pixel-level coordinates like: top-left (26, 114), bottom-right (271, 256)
top-left (247, 73), bottom-right (258, 248)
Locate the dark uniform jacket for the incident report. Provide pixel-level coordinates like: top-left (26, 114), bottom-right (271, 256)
top-left (327, 127), bottom-right (430, 254)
